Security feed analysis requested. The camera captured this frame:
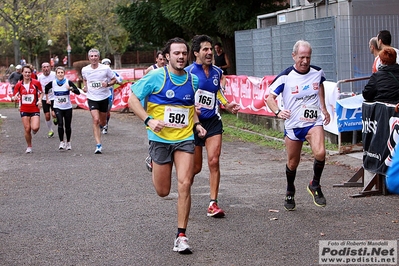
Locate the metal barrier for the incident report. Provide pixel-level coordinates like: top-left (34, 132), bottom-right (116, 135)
top-left (335, 76), bottom-right (370, 154)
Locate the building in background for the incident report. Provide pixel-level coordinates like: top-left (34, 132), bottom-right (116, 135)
top-left (235, 0), bottom-right (399, 94)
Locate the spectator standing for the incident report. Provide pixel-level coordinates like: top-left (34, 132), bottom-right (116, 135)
top-left (50, 57), bottom-right (55, 70)
top-left (54, 56), bottom-right (59, 67)
top-left (5, 64), bottom-right (15, 77)
top-left (213, 42), bottom-right (230, 75)
top-left (370, 37), bottom-right (382, 73)
top-left (266, 40), bottom-right (331, 211)
top-left (375, 30), bottom-right (399, 71)
top-left (144, 51), bottom-right (167, 75)
top-left (8, 65), bottom-right (22, 90)
top-left (20, 57), bottom-right (26, 66)
top-left (363, 47), bottom-right (399, 104)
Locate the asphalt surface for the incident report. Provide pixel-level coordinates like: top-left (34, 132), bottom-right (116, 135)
top-left (0, 107), bottom-right (398, 266)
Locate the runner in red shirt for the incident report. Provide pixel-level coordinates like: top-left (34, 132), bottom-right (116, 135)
top-left (12, 65), bottom-right (43, 153)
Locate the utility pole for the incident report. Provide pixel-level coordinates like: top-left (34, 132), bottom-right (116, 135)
top-left (66, 0), bottom-right (71, 68)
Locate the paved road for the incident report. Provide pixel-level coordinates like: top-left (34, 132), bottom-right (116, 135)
top-left (0, 107), bottom-right (398, 266)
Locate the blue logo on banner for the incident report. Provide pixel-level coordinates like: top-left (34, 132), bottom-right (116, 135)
top-left (336, 95), bottom-right (363, 133)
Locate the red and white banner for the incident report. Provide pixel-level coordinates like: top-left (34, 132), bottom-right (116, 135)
top-left (68, 82), bottom-right (132, 111)
top-left (224, 75), bottom-right (277, 116)
top-left (0, 72), bottom-right (340, 134)
top-left (0, 80), bottom-right (132, 111)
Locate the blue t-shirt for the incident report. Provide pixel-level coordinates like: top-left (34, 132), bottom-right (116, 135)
top-left (185, 62), bottom-right (223, 120)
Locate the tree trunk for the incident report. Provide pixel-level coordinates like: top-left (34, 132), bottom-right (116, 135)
top-left (13, 25), bottom-right (20, 65)
top-left (114, 53), bottom-right (122, 69)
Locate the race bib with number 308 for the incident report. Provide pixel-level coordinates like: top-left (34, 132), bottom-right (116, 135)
top-left (195, 89), bottom-right (215, 110)
top-left (300, 105), bottom-right (320, 122)
top-left (164, 106), bottom-right (189, 128)
top-left (22, 94), bottom-right (35, 104)
top-left (89, 81), bottom-right (102, 90)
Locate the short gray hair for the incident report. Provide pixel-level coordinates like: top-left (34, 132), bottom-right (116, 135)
top-left (88, 48), bottom-right (100, 57)
top-left (292, 40), bottom-right (312, 54)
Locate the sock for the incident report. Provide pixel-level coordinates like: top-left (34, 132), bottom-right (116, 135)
top-left (209, 199), bottom-right (217, 206)
top-left (312, 159), bottom-right (325, 187)
top-left (177, 228), bottom-right (186, 238)
top-left (286, 165), bottom-right (296, 194)
top-left (46, 120), bottom-right (52, 131)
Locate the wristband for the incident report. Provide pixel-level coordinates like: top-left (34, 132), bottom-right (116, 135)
top-left (194, 122), bottom-right (202, 129)
top-left (144, 116), bottom-right (153, 126)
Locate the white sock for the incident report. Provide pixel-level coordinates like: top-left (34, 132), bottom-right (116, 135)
top-left (46, 120), bottom-right (53, 131)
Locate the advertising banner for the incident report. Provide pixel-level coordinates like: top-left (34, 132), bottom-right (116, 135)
top-left (362, 101), bottom-right (399, 175)
top-left (336, 95), bottom-right (364, 133)
top-left (0, 72), bottom-right (343, 135)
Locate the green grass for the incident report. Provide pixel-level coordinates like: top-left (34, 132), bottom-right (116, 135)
top-left (0, 102), bottom-right (15, 108)
top-left (221, 112), bottom-right (339, 152)
top-left (221, 113), bottom-right (285, 149)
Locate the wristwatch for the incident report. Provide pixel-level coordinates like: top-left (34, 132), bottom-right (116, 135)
top-left (274, 109), bottom-right (281, 117)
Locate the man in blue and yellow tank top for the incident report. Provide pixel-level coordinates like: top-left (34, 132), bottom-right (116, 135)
top-left (128, 37), bottom-right (206, 255)
top-left (186, 35), bottom-right (240, 219)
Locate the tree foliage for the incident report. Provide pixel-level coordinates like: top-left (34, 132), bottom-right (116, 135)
top-left (117, 0), bottom-right (288, 43)
top-left (116, 0), bottom-right (188, 49)
top-left (0, 0), bottom-right (131, 67)
top-left (116, 0), bottom-right (288, 73)
top-left (0, 0), bottom-right (288, 70)
top-left (0, 0), bottom-right (52, 65)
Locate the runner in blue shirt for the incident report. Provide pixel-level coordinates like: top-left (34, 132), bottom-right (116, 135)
top-left (186, 35), bottom-right (240, 218)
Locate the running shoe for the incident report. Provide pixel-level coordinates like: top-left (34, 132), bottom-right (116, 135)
top-left (145, 155), bottom-right (152, 172)
top-left (66, 142), bottom-right (72, 150)
top-left (59, 141), bottom-right (65, 150)
top-left (53, 118), bottom-right (58, 125)
top-left (102, 127), bottom-right (108, 134)
top-left (284, 194), bottom-right (296, 211)
top-left (207, 201), bottom-right (225, 218)
top-left (31, 130), bottom-right (37, 135)
top-left (95, 144), bottom-right (102, 154)
top-left (173, 233), bottom-right (192, 254)
top-left (25, 147), bottom-right (32, 154)
top-left (48, 130), bottom-right (54, 138)
top-left (307, 182), bottom-right (327, 207)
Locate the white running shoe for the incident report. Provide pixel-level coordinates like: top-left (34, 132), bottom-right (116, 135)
top-left (94, 144), bottom-right (102, 154)
top-left (59, 141), bottom-right (66, 150)
top-left (66, 142), bottom-right (72, 150)
top-left (173, 234), bottom-right (192, 254)
top-left (25, 147), bottom-right (32, 154)
top-left (102, 125), bottom-right (108, 134)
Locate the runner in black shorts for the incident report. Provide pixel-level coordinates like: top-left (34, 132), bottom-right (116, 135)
top-left (87, 98), bottom-right (109, 113)
top-left (81, 48), bottom-right (117, 154)
top-left (193, 115), bottom-right (223, 146)
top-left (38, 62), bottom-right (56, 138)
top-left (185, 35), bottom-right (240, 218)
